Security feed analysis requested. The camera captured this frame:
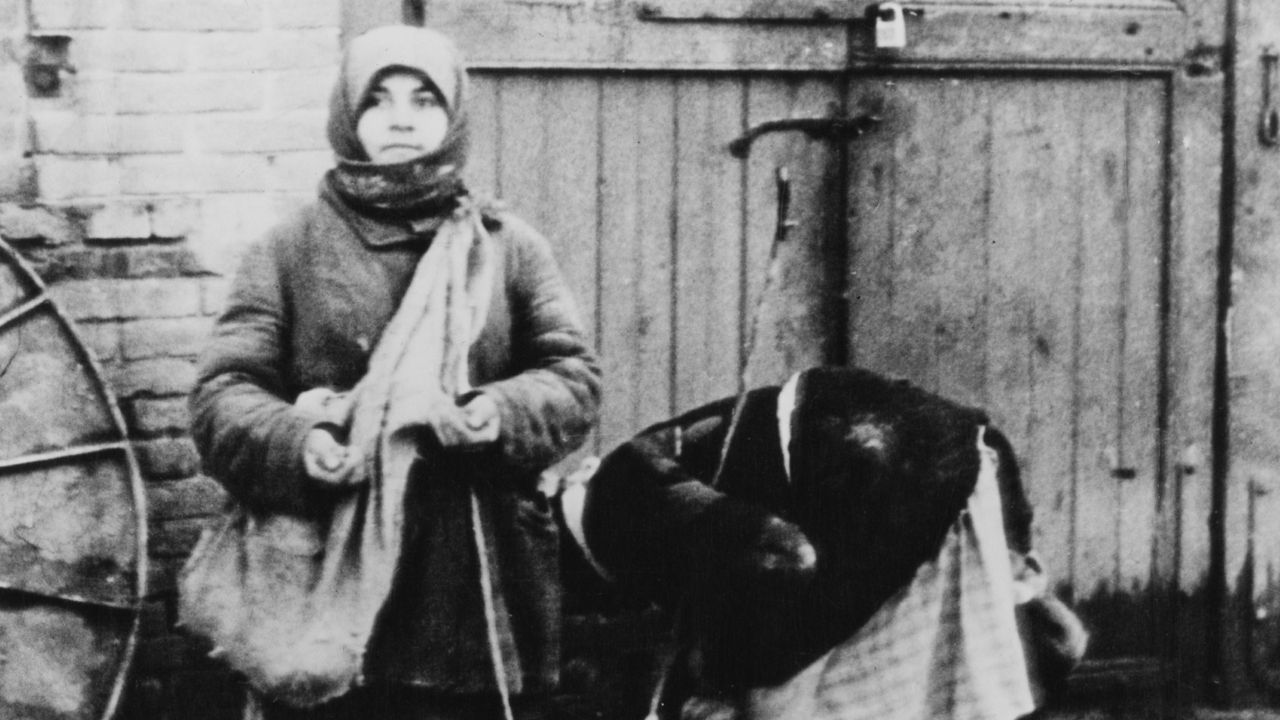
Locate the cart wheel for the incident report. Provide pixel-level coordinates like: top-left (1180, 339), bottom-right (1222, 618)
top-left (0, 240), bottom-right (146, 720)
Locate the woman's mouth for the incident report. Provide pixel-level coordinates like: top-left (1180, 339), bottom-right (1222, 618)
top-left (378, 144), bottom-right (424, 161)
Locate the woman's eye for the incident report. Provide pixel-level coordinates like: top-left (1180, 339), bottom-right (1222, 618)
top-left (362, 92), bottom-right (392, 111)
top-left (413, 94), bottom-right (441, 109)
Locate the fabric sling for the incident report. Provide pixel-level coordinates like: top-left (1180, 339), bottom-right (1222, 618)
top-left (179, 199), bottom-right (505, 710)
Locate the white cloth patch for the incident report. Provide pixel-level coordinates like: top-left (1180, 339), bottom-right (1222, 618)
top-left (776, 372), bottom-right (801, 484)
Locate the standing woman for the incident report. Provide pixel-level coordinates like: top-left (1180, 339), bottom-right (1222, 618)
top-left (189, 24), bottom-right (602, 720)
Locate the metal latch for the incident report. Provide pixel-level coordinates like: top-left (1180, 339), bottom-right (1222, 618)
top-left (728, 111), bottom-right (881, 159)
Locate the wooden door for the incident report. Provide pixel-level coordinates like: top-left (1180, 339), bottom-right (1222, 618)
top-left (834, 3), bottom-right (1222, 714)
top-left (363, 0), bottom-right (1226, 714)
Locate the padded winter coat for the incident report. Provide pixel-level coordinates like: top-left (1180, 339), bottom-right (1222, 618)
top-left (190, 184), bottom-right (602, 696)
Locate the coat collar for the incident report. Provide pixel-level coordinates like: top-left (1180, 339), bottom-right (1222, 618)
top-left (320, 180), bottom-right (445, 248)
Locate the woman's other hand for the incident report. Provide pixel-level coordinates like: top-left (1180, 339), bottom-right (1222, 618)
top-left (303, 427), bottom-right (366, 487)
top-left (424, 393), bottom-right (501, 449)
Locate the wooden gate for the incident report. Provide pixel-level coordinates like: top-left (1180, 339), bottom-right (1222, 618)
top-left (353, 1), bottom-right (1225, 715)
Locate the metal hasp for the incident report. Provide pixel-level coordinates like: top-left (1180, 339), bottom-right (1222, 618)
top-left (0, 239), bottom-right (146, 720)
top-left (1261, 45), bottom-right (1279, 147)
top-left (727, 112), bottom-right (881, 159)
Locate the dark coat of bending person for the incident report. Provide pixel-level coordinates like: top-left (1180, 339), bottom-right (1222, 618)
top-left (577, 366), bottom-right (1083, 717)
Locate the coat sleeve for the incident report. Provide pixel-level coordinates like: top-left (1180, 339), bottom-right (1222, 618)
top-left (475, 215), bottom-right (603, 473)
top-left (580, 399), bottom-right (803, 602)
top-left (189, 234), bottom-right (332, 516)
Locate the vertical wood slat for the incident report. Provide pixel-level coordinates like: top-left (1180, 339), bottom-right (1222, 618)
top-left (674, 77), bottom-right (747, 410)
top-left (741, 76), bottom-right (843, 389)
top-left (986, 81), bottom-right (1081, 592)
top-left (1072, 80), bottom-right (1130, 600)
top-left (925, 78), bottom-right (993, 408)
top-left (1120, 79), bottom-right (1166, 593)
top-left (467, 75), bottom-right (500, 209)
top-left (1165, 70), bottom-right (1222, 595)
top-left (598, 77), bottom-right (679, 451)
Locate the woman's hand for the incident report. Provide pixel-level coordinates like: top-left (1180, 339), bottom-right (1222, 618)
top-left (425, 393), bottom-right (501, 448)
top-left (303, 427), bottom-right (366, 487)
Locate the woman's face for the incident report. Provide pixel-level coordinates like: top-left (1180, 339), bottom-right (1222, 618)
top-left (356, 71), bottom-right (449, 164)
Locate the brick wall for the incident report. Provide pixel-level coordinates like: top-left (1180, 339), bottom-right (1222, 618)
top-left (0, 1), bottom-right (342, 718)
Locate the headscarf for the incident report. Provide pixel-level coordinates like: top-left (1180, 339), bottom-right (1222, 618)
top-left (326, 25), bottom-right (471, 217)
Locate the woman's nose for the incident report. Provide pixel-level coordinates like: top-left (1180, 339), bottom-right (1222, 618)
top-left (388, 100), bottom-right (415, 129)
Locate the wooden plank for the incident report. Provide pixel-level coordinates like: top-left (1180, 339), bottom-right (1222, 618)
top-left (1154, 65), bottom-right (1221, 710)
top-left (1222, 0), bottom-right (1280, 703)
top-left (1071, 80), bottom-right (1130, 601)
top-left (424, 1), bottom-right (1193, 70)
top-left (426, 1), bottom-right (846, 70)
top-left (846, 7), bottom-right (1193, 69)
top-left (531, 75), bottom-right (600, 347)
top-left (985, 80), bottom-right (1078, 585)
top-left (642, 0), bottom-right (1175, 18)
top-left (1163, 68), bottom-right (1222, 594)
top-left (869, 77), bottom-right (943, 389)
top-left (1118, 78), bottom-right (1166, 594)
top-left (466, 74), bottom-right (500, 202)
top-left (741, 76), bottom-right (843, 388)
top-left (924, 77), bottom-right (993, 408)
top-left (740, 77), bottom-right (795, 389)
top-left (342, 0), bottom-right (408, 40)
top-left (490, 74), bottom-right (600, 460)
top-left (845, 78), bottom-right (903, 379)
top-left (494, 76), bottom-right (540, 209)
top-left (856, 76), bottom-right (993, 402)
top-left (492, 73), bottom-right (598, 312)
top-left (597, 76), bottom-right (678, 451)
top-left (1024, 81), bottom-right (1084, 598)
top-left (673, 76), bottom-right (747, 410)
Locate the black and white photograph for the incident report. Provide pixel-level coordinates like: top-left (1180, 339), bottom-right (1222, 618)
top-left (0, 1), bottom-right (1273, 719)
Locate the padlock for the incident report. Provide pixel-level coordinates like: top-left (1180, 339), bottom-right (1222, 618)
top-left (875, 2), bottom-right (907, 49)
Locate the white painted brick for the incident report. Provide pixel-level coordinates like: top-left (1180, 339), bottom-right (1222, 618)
top-left (187, 32), bottom-right (269, 72)
top-left (128, 0), bottom-right (264, 31)
top-left (150, 196), bottom-right (199, 238)
top-left (48, 279), bottom-right (120, 320)
top-left (267, 150), bottom-right (330, 192)
top-left (193, 110), bottom-right (327, 153)
top-left (82, 199), bottom-right (151, 239)
top-left (267, 0), bottom-right (340, 29)
top-left (31, 0), bottom-right (124, 30)
top-left (33, 112), bottom-right (185, 154)
top-left (118, 278), bottom-right (204, 318)
top-left (105, 357), bottom-right (197, 398)
top-left (266, 69), bottom-right (333, 112)
top-left (0, 69), bottom-right (28, 114)
top-left (70, 31), bottom-right (188, 72)
top-left (265, 29), bottom-right (340, 70)
top-left (34, 155), bottom-right (120, 201)
top-left (53, 279), bottom-right (205, 320)
top-left (0, 161), bottom-right (34, 200)
top-left (75, 73), bottom-right (264, 115)
top-left (0, 203), bottom-right (77, 244)
top-left (76, 320), bottom-right (121, 362)
top-left (189, 193), bottom-right (280, 275)
top-left (0, 0), bottom-right (23, 28)
top-left (119, 154), bottom-right (269, 194)
top-left (0, 116), bottom-right (25, 155)
top-left (201, 277), bottom-right (231, 314)
top-left (121, 316), bottom-right (214, 359)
